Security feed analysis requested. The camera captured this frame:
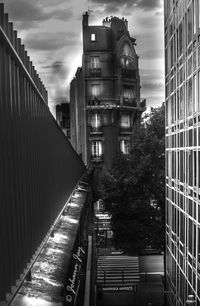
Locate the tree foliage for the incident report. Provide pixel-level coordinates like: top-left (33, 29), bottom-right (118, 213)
top-left (102, 104), bottom-right (165, 254)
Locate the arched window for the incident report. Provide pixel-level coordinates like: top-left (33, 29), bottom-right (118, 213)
top-left (122, 43), bottom-right (132, 57)
top-left (120, 42), bottom-right (134, 69)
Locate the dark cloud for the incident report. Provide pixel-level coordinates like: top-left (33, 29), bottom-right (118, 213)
top-left (139, 48), bottom-right (163, 60)
top-left (42, 60), bottom-right (69, 104)
top-left (43, 61), bottom-right (66, 78)
top-left (141, 81), bottom-right (164, 92)
top-left (25, 32), bottom-right (78, 51)
top-left (4, 0), bottom-right (73, 29)
top-left (91, 0), bottom-right (161, 13)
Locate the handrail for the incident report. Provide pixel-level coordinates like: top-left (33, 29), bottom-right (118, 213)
top-left (9, 172), bottom-right (86, 305)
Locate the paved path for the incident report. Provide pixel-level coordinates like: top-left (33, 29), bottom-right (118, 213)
top-left (96, 254), bottom-right (164, 306)
top-left (97, 292), bottom-right (136, 306)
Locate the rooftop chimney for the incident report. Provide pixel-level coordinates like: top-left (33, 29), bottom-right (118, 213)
top-left (82, 12), bottom-right (89, 27)
top-left (124, 19), bottom-right (128, 29)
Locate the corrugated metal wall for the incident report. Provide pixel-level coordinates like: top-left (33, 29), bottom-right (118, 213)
top-left (0, 4), bottom-right (85, 302)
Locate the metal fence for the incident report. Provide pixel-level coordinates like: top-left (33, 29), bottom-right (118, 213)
top-left (0, 4), bottom-right (85, 302)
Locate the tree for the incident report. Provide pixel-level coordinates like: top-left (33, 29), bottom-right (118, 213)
top-left (102, 104), bottom-right (165, 254)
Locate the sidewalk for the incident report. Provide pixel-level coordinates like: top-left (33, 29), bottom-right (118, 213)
top-left (137, 255), bottom-right (165, 306)
top-left (137, 281), bottom-right (164, 306)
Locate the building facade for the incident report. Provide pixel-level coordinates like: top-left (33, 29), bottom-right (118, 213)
top-left (56, 102), bottom-right (70, 139)
top-left (70, 13), bottom-right (146, 170)
top-left (164, 0), bottom-right (200, 304)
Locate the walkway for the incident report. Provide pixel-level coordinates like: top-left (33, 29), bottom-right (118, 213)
top-left (96, 254), bottom-right (164, 306)
top-left (96, 255), bottom-right (139, 306)
top-left (97, 255), bottom-right (140, 290)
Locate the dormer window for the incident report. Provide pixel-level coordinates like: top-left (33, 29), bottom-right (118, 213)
top-left (91, 33), bottom-right (96, 41)
top-left (123, 43), bottom-right (131, 56)
top-left (120, 42), bottom-right (134, 69)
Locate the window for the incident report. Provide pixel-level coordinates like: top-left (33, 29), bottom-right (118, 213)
top-left (91, 113), bottom-right (101, 128)
top-left (194, 74), bottom-right (197, 112)
top-left (188, 78), bottom-right (192, 115)
top-left (123, 87), bottom-right (134, 99)
top-left (91, 84), bottom-right (100, 97)
top-left (120, 114), bottom-right (131, 128)
top-left (121, 43), bottom-right (132, 57)
top-left (120, 57), bottom-right (132, 68)
top-left (91, 56), bottom-right (99, 68)
top-left (193, 0), bottom-right (197, 35)
top-left (91, 33), bottom-right (96, 41)
top-left (120, 140), bottom-right (130, 155)
top-left (92, 141), bottom-right (102, 158)
top-left (178, 21), bottom-right (183, 57)
top-left (187, 5), bottom-right (192, 44)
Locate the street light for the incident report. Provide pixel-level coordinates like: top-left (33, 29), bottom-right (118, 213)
top-left (185, 295), bottom-right (195, 305)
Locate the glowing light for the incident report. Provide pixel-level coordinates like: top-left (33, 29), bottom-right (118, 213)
top-left (72, 193), bottom-right (80, 198)
top-left (46, 248), bottom-right (64, 256)
top-left (51, 233), bottom-right (68, 243)
top-left (42, 277), bottom-right (61, 287)
top-left (19, 295), bottom-right (62, 306)
top-left (68, 202), bottom-right (79, 208)
top-left (65, 216), bottom-right (78, 224)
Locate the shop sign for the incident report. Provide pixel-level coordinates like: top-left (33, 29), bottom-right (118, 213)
top-left (102, 286), bottom-right (134, 292)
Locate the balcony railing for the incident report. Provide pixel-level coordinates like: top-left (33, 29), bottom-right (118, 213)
top-left (123, 97), bottom-right (138, 107)
top-left (87, 96), bottom-right (120, 108)
top-left (87, 96), bottom-right (142, 110)
top-left (91, 155), bottom-right (104, 162)
top-left (121, 68), bottom-right (136, 79)
top-left (89, 68), bottom-right (102, 77)
top-left (90, 126), bottom-right (103, 134)
top-left (120, 127), bottom-right (132, 133)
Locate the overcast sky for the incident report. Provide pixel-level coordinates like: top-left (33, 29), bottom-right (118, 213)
top-left (3, 0), bottom-right (164, 115)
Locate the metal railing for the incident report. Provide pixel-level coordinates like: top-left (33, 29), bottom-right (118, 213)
top-left (121, 67), bottom-right (136, 78)
top-left (89, 67), bottom-right (101, 77)
top-left (87, 96), bottom-right (120, 107)
top-left (0, 4), bottom-right (85, 302)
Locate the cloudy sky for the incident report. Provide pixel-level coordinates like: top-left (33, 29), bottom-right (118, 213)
top-left (3, 0), bottom-right (164, 116)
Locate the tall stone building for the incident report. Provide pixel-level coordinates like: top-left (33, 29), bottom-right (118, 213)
top-left (56, 103), bottom-right (70, 139)
top-left (164, 0), bottom-right (200, 304)
top-left (70, 12), bottom-right (146, 170)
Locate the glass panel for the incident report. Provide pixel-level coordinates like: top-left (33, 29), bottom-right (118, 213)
top-left (188, 78), bottom-right (193, 115)
top-left (120, 114), bottom-right (131, 128)
top-left (91, 56), bottom-right (99, 68)
top-left (120, 140), bottom-right (130, 155)
top-left (188, 5), bottom-right (192, 44)
top-left (91, 113), bottom-right (101, 128)
top-left (92, 141), bottom-right (102, 157)
top-left (91, 84), bottom-right (100, 97)
top-left (91, 33), bottom-right (96, 41)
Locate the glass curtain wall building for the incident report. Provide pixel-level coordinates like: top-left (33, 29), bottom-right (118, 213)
top-left (164, 0), bottom-right (200, 305)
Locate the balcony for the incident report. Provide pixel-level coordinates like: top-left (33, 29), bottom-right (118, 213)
top-left (123, 97), bottom-right (137, 107)
top-left (91, 154), bottom-right (104, 163)
top-left (90, 126), bottom-right (103, 135)
top-left (89, 68), bottom-right (101, 77)
top-left (121, 68), bottom-right (136, 79)
top-left (120, 127), bottom-right (132, 134)
top-left (87, 96), bottom-right (120, 109)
